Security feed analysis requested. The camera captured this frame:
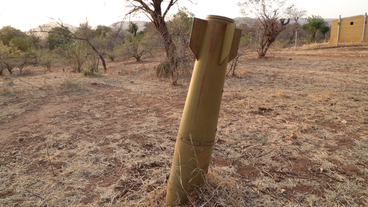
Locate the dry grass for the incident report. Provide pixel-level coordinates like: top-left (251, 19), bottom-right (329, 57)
top-left (301, 42), bottom-right (368, 50)
top-left (0, 48), bottom-right (367, 206)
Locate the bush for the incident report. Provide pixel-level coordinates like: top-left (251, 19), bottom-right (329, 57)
top-left (63, 42), bottom-right (88, 72)
top-left (82, 70), bottom-right (102, 77)
top-left (37, 49), bottom-right (56, 72)
top-left (62, 79), bottom-right (83, 91)
top-left (83, 70), bottom-right (94, 76)
top-left (86, 53), bottom-right (100, 74)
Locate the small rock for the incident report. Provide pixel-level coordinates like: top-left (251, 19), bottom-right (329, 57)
top-left (290, 133), bottom-right (297, 139)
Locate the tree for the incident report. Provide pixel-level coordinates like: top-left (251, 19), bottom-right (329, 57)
top-left (74, 22), bottom-right (108, 72)
top-left (238, 0), bottom-right (290, 58)
top-left (107, 22), bottom-right (128, 61)
top-left (93, 25), bottom-right (119, 61)
top-left (302, 15), bottom-right (326, 40)
top-left (0, 26), bottom-right (27, 46)
top-left (47, 26), bottom-right (73, 50)
top-left (11, 47), bottom-right (37, 74)
top-left (110, 21), bottom-right (127, 44)
top-left (0, 41), bottom-right (12, 75)
top-left (286, 4), bottom-right (307, 41)
top-left (94, 25), bottom-right (112, 38)
top-left (37, 48), bottom-right (56, 71)
top-left (63, 41), bottom-right (88, 72)
top-left (127, 22), bottom-right (139, 37)
top-left (115, 24), bottom-right (148, 61)
top-left (26, 29), bottom-right (42, 50)
top-left (319, 25), bottom-right (330, 40)
top-left (10, 36), bottom-right (32, 52)
top-left (43, 21), bottom-right (108, 72)
top-left (168, 7), bottom-right (193, 48)
top-left (124, 33), bottom-right (145, 61)
top-left (125, 0), bottom-right (194, 85)
top-left (9, 37), bottom-right (37, 74)
top-left (0, 30), bottom-right (36, 75)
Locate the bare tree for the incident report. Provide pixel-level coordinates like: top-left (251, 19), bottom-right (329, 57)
top-left (238, 0), bottom-right (290, 58)
top-left (125, 0), bottom-right (194, 85)
top-left (286, 4), bottom-right (307, 41)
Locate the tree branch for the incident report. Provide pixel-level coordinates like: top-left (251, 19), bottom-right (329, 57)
top-left (163, 0), bottom-right (179, 18)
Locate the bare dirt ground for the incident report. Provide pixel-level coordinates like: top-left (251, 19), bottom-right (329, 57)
top-left (1, 45), bottom-right (368, 206)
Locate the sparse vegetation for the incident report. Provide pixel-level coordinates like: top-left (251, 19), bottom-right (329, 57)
top-left (114, 23), bottom-right (147, 62)
top-left (1, 5), bottom-right (368, 206)
top-left (1, 45), bottom-right (367, 206)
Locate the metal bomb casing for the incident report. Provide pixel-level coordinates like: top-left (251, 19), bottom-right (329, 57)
top-left (166, 15), bottom-right (241, 205)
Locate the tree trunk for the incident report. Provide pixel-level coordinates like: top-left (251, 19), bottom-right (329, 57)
top-left (289, 30), bottom-right (296, 41)
top-left (126, 0), bottom-right (179, 85)
top-left (289, 23), bottom-right (298, 41)
top-left (311, 30), bottom-right (317, 40)
top-left (134, 54), bottom-right (141, 62)
top-left (289, 22), bottom-right (300, 41)
top-left (3, 62), bottom-right (13, 74)
top-left (152, 14), bottom-right (178, 85)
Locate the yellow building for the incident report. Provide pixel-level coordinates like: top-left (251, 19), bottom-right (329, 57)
top-left (330, 14), bottom-right (367, 43)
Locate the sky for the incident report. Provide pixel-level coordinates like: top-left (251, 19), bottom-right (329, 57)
top-left (0, 0), bottom-right (367, 31)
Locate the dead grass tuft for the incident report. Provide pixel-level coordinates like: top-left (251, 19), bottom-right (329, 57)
top-left (61, 78), bottom-right (83, 91)
top-left (301, 42), bottom-right (368, 50)
top-left (1, 79), bottom-right (17, 95)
